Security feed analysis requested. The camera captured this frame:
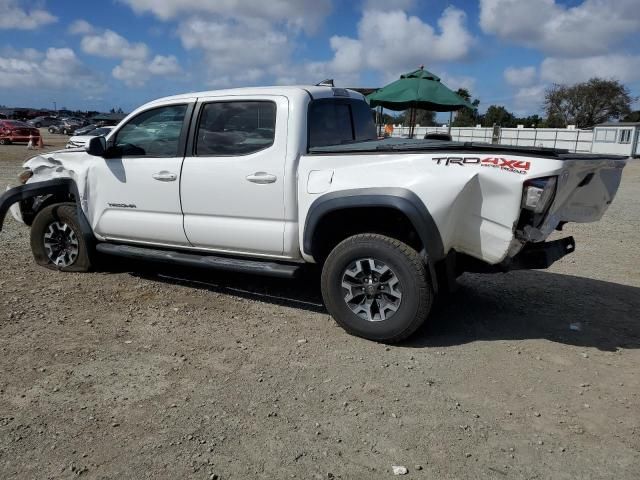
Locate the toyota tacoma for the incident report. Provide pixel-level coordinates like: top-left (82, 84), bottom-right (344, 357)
top-left (0, 86), bottom-right (627, 342)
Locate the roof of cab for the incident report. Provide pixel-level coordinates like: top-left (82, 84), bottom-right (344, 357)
top-left (145, 85), bottom-right (365, 106)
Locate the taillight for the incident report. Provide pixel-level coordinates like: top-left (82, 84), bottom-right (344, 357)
top-left (516, 176), bottom-right (558, 239)
top-left (522, 176), bottom-right (557, 214)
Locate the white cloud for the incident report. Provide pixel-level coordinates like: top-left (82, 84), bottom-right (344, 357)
top-left (512, 84), bottom-right (546, 113)
top-left (119, 0), bottom-right (332, 33)
top-left (540, 55), bottom-right (640, 84)
top-left (0, 0), bottom-right (57, 30)
top-left (68, 19), bottom-right (95, 35)
top-left (0, 47), bottom-right (102, 90)
top-left (178, 17), bottom-right (288, 85)
top-left (112, 55), bottom-right (181, 87)
top-left (81, 29), bottom-right (149, 60)
top-left (73, 24), bottom-right (182, 86)
top-left (439, 73), bottom-right (476, 93)
top-left (504, 66), bottom-right (537, 87)
top-left (480, 0), bottom-right (640, 57)
top-left (324, 7), bottom-right (473, 78)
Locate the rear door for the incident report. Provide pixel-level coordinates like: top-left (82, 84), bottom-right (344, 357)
top-left (180, 95), bottom-right (288, 256)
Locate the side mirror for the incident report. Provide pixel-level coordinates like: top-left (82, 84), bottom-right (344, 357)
top-left (86, 136), bottom-right (107, 157)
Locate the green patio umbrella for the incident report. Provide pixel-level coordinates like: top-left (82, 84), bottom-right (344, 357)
top-left (367, 67), bottom-right (476, 137)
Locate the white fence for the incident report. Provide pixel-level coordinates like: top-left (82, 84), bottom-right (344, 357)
top-left (391, 125), bottom-right (595, 153)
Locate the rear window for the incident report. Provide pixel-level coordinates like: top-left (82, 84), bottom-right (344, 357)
top-left (308, 99), bottom-right (376, 148)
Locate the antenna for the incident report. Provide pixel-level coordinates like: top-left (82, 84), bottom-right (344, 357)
top-left (316, 79), bottom-right (334, 87)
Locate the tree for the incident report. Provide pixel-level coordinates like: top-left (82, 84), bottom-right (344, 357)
top-left (622, 111), bottom-right (640, 122)
top-left (543, 78), bottom-right (633, 128)
top-left (452, 88), bottom-right (480, 127)
top-left (391, 109), bottom-right (435, 126)
top-left (482, 105), bottom-right (515, 127)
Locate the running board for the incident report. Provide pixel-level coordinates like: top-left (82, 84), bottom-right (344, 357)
top-left (96, 243), bottom-right (302, 279)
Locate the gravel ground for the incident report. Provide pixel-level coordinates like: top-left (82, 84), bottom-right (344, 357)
top-left (1, 132), bottom-right (639, 479)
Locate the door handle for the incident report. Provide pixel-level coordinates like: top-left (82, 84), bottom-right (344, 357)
top-left (152, 171), bottom-right (177, 182)
top-left (246, 172), bottom-right (277, 184)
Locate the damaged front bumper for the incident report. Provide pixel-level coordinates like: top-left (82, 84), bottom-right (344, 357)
top-left (0, 179), bottom-right (77, 233)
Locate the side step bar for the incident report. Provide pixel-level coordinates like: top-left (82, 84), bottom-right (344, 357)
top-left (96, 243), bottom-right (302, 279)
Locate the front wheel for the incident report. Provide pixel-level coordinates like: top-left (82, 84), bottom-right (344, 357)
top-left (0, 138), bottom-right (10, 145)
top-left (48, 127), bottom-right (56, 134)
top-left (321, 234), bottom-right (432, 343)
top-left (30, 203), bottom-right (93, 272)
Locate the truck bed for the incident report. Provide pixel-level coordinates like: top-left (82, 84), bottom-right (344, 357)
top-left (308, 138), bottom-right (628, 160)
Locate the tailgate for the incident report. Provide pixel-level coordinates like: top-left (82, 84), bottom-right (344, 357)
top-left (546, 157), bottom-right (627, 226)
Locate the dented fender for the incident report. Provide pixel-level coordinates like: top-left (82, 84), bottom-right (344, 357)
top-left (0, 178), bottom-right (94, 243)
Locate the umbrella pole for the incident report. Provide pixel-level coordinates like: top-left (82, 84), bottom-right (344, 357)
top-left (409, 107), bottom-right (415, 138)
top-left (448, 111), bottom-right (453, 135)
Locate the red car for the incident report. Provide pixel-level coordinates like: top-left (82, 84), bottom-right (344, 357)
top-left (0, 120), bottom-right (41, 145)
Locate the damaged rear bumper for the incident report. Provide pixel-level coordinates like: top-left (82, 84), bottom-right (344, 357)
top-left (507, 236), bottom-right (575, 270)
top-left (459, 236), bottom-right (576, 274)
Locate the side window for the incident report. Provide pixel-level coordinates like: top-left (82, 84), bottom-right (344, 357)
top-left (308, 99), bottom-right (377, 148)
top-left (114, 104), bottom-right (187, 157)
top-left (619, 129), bottom-right (632, 144)
top-left (351, 101), bottom-right (377, 141)
top-left (308, 102), bottom-right (353, 148)
top-left (196, 101), bottom-right (276, 156)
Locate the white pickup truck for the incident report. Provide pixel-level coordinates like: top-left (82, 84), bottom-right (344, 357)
top-left (0, 86), bottom-right (627, 342)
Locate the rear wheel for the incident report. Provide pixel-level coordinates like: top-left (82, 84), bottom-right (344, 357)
top-left (321, 234), bottom-right (432, 343)
top-left (48, 127), bottom-right (56, 134)
top-left (30, 203), bottom-right (92, 272)
top-left (0, 138), bottom-right (10, 145)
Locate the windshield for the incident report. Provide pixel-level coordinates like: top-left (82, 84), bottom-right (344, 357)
top-left (91, 127), bottom-right (112, 136)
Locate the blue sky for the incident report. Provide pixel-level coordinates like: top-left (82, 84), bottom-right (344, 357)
top-left (1, 0), bottom-right (639, 115)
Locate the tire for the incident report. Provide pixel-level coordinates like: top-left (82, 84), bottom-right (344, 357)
top-left (0, 138), bottom-right (10, 145)
top-left (30, 203), bottom-right (92, 272)
top-left (48, 127), bottom-right (56, 134)
top-left (321, 234), bottom-right (432, 343)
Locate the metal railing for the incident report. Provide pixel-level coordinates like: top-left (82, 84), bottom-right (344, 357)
top-left (391, 126), bottom-right (594, 153)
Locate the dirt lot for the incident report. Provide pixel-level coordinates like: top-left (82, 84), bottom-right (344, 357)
top-left (1, 132), bottom-right (639, 479)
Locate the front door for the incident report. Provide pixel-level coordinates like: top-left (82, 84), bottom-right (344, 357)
top-left (89, 102), bottom-right (192, 246)
top-left (180, 96), bottom-right (288, 256)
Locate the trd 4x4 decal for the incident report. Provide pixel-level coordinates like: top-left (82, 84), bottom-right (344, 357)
top-left (432, 156), bottom-right (531, 175)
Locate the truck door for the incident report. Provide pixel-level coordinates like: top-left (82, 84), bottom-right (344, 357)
top-left (180, 96), bottom-right (288, 256)
top-left (89, 101), bottom-right (192, 246)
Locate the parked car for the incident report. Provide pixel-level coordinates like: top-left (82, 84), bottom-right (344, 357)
top-left (48, 121), bottom-right (79, 135)
top-left (0, 120), bottom-right (41, 145)
top-left (65, 126), bottom-right (115, 148)
top-left (27, 116), bottom-right (59, 128)
top-left (62, 117), bottom-right (89, 126)
top-left (73, 124), bottom-right (99, 136)
top-left (0, 86), bottom-right (628, 342)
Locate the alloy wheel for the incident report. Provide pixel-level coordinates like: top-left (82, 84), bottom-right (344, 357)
top-left (43, 221), bottom-right (79, 267)
top-left (341, 257), bottom-right (402, 322)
